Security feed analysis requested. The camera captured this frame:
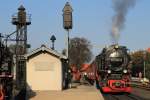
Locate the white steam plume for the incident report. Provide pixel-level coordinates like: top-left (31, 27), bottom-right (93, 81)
top-left (111, 0), bottom-right (136, 44)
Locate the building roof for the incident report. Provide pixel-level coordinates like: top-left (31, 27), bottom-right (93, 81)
top-left (63, 2), bottom-right (73, 12)
top-left (80, 64), bottom-right (90, 71)
top-left (25, 44), bottom-right (67, 60)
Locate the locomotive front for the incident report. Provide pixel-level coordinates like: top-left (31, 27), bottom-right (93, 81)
top-left (96, 44), bottom-right (132, 93)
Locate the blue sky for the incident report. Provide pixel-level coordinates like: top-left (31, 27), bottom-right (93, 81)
top-left (0, 0), bottom-right (150, 56)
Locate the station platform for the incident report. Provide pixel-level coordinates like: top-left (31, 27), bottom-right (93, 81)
top-left (29, 85), bottom-right (104, 100)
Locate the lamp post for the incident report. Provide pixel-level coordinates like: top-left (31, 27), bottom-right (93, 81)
top-left (0, 33), bottom-right (4, 67)
top-left (0, 33), bottom-right (3, 46)
top-left (50, 35), bottom-right (56, 50)
top-left (143, 51), bottom-right (147, 78)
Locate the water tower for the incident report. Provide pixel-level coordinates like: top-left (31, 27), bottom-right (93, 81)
top-left (12, 5), bottom-right (31, 90)
top-left (63, 2), bottom-right (73, 59)
top-left (12, 5), bottom-right (31, 55)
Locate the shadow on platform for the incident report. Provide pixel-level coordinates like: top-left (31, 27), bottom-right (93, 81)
top-left (14, 83), bottom-right (36, 100)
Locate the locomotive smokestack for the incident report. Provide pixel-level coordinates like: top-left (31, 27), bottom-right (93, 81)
top-left (111, 0), bottom-right (136, 44)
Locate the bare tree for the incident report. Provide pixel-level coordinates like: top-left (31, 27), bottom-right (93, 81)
top-left (69, 37), bottom-right (92, 69)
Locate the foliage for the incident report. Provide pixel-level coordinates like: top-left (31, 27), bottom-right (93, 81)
top-left (131, 51), bottom-right (144, 76)
top-left (131, 50), bottom-right (150, 79)
top-left (145, 63), bottom-right (150, 79)
top-left (69, 37), bottom-right (93, 69)
top-left (145, 52), bottom-right (150, 79)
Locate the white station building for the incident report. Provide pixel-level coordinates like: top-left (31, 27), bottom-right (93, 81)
top-left (25, 45), bottom-right (67, 91)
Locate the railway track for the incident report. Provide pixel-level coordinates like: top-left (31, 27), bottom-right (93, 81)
top-left (130, 83), bottom-right (150, 91)
top-left (103, 93), bottom-right (148, 100)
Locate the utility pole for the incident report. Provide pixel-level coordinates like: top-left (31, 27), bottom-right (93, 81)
top-left (143, 51), bottom-right (146, 78)
top-left (0, 33), bottom-right (3, 67)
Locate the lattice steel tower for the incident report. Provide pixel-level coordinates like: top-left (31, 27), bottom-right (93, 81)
top-left (12, 5), bottom-right (31, 89)
top-left (12, 5), bottom-right (31, 55)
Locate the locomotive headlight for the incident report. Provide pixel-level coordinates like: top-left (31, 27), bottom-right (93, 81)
top-left (123, 69), bottom-right (127, 73)
top-left (68, 69), bottom-right (71, 73)
top-left (84, 72), bottom-right (87, 76)
top-left (107, 70), bottom-right (111, 74)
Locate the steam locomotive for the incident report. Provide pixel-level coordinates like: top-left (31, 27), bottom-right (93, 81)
top-left (94, 44), bottom-right (132, 93)
top-left (0, 43), bottom-right (13, 100)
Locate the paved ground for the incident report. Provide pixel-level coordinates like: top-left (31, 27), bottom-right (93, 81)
top-left (131, 87), bottom-right (150, 100)
top-left (29, 85), bottom-right (104, 100)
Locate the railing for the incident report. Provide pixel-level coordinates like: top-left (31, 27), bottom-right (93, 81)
top-left (12, 13), bottom-right (31, 25)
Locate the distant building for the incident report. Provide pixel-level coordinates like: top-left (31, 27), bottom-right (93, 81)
top-left (25, 45), bottom-right (67, 91)
top-left (147, 48), bottom-right (150, 53)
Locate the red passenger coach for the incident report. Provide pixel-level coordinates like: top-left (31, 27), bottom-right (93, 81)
top-left (0, 43), bottom-right (14, 100)
top-left (71, 64), bottom-right (97, 82)
top-left (0, 74), bottom-right (13, 100)
top-left (0, 86), bottom-right (4, 100)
